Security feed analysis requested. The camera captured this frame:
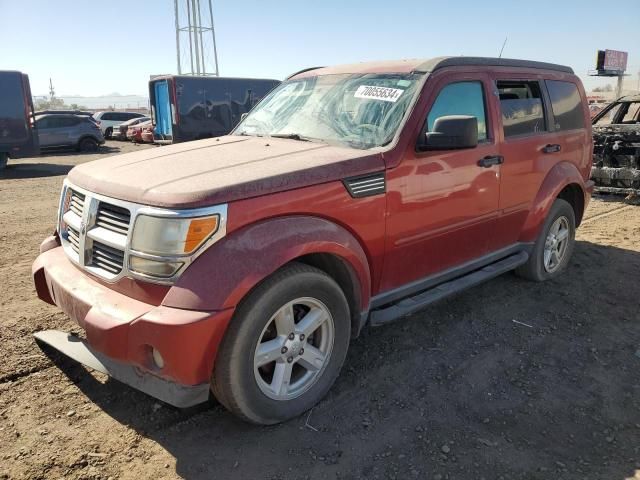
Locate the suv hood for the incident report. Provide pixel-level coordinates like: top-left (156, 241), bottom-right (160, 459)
top-left (69, 136), bottom-right (385, 208)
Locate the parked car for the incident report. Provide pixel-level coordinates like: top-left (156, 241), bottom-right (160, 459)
top-left (149, 75), bottom-right (280, 144)
top-left (35, 114), bottom-right (104, 152)
top-left (0, 70), bottom-right (38, 170)
top-left (126, 120), bottom-right (152, 143)
top-left (92, 111), bottom-right (146, 138)
top-left (33, 57), bottom-right (594, 425)
top-left (140, 124), bottom-right (155, 143)
top-left (113, 116), bottom-right (150, 140)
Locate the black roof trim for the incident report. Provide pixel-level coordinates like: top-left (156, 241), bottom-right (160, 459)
top-left (286, 66), bottom-right (325, 80)
top-left (413, 56), bottom-right (574, 74)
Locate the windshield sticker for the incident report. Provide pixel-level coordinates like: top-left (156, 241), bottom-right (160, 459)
top-left (354, 85), bottom-right (404, 103)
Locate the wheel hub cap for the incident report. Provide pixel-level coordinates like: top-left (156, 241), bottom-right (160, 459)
top-left (253, 297), bottom-right (334, 401)
top-left (543, 216), bottom-right (570, 273)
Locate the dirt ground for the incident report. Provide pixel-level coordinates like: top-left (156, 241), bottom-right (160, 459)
top-left (1, 143), bottom-right (639, 480)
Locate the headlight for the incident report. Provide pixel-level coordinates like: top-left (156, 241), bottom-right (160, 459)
top-left (131, 214), bottom-right (220, 255)
top-left (128, 207), bottom-right (226, 280)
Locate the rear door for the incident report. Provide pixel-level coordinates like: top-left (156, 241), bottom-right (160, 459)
top-left (489, 76), bottom-right (555, 249)
top-left (0, 72), bottom-right (29, 147)
top-left (381, 71), bottom-right (502, 291)
top-left (154, 80), bottom-right (173, 138)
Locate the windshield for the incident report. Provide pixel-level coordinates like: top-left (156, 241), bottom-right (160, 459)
top-left (234, 73), bottom-right (423, 149)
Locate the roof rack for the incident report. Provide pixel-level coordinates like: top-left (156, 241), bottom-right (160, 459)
top-left (414, 57), bottom-right (573, 74)
top-left (286, 66), bottom-right (325, 80)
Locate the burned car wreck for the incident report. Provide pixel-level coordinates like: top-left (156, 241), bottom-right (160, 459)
top-left (591, 95), bottom-right (640, 194)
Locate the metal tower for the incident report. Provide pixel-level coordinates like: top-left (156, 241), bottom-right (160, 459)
top-left (174, 0), bottom-right (220, 76)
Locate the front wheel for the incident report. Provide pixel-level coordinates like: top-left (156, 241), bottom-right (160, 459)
top-left (212, 263), bottom-right (350, 425)
top-left (516, 198), bottom-right (576, 281)
top-left (78, 137), bottom-right (99, 152)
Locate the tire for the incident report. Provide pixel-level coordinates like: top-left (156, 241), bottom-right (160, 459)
top-left (105, 127), bottom-right (112, 139)
top-left (0, 153), bottom-right (7, 171)
top-left (516, 198), bottom-right (576, 281)
top-left (78, 137), bottom-right (99, 152)
top-left (212, 263), bottom-right (351, 425)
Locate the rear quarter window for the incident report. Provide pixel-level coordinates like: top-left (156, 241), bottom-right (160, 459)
top-left (546, 80), bottom-right (585, 131)
top-left (101, 112), bottom-right (116, 121)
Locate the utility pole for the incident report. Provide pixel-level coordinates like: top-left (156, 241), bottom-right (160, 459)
top-left (49, 78), bottom-right (55, 100)
top-left (174, 0), bottom-right (220, 76)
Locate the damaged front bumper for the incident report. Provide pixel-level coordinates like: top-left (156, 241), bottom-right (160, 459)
top-left (590, 166), bottom-right (640, 195)
top-left (32, 239), bottom-right (234, 408)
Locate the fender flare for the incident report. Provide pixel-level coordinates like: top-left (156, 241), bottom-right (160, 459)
top-left (519, 161), bottom-right (587, 243)
top-left (162, 215), bottom-right (372, 315)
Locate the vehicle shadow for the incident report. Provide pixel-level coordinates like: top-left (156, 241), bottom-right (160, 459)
top-left (40, 239), bottom-right (640, 480)
top-left (1, 162), bottom-right (74, 179)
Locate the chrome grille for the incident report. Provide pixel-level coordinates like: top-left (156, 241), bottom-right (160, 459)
top-left (96, 202), bottom-right (131, 235)
top-left (91, 242), bottom-right (124, 275)
top-left (69, 190), bottom-right (85, 217)
top-left (67, 225), bottom-right (80, 254)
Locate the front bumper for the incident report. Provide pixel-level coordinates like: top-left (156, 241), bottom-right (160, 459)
top-left (32, 242), bottom-right (234, 407)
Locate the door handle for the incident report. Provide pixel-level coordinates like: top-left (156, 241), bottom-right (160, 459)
top-left (477, 155), bottom-right (504, 168)
top-left (542, 144), bottom-right (561, 154)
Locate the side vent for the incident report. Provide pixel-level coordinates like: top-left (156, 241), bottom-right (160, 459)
top-left (343, 172), bottom-right (386, 198)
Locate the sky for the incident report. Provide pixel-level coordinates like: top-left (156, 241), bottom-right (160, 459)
top-left (1, 0), bottom-right (638, 97)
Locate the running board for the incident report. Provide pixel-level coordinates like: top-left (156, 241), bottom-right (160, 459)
top-left (369, 251), bottom-right (529, 326)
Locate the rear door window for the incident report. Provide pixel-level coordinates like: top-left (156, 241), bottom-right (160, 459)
top-left (426, 81), bottom-right (488, 141)
top-left (621, 102), bottom-right (640, 123)
top-left (497, 80), bottom-right (546, 137)
top-left (101, 112), bottom-right (115, 121)
top-left (545, 80), bottom-right (585, 131)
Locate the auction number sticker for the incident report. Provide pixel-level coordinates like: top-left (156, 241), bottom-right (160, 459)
top-left (354, 85), bottom-right (404, 103)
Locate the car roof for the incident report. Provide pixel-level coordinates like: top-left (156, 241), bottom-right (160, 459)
top-left (35, 113), bottom-right (85, 119)
top-left (289, 56), bottom-right (573, 79)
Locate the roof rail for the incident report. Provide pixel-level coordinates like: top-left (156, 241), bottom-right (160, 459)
top-left (414, 57), bottom-right (573, 74)
top-left (286, 66), bottom-right (325, 80)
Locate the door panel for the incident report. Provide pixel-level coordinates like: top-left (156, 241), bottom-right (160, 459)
top-left (381, 73), bottom-right (501, 292)
top-left (489, 76), bottom-right (557, 250)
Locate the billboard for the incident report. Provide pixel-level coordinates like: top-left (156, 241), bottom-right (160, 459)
top-left (596, 50), bottom-right (628, 73)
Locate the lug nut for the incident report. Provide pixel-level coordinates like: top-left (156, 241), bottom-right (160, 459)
top-left (299, 334), bottom-right (305, 341)
top-left (299, 348), bottom-right (304, 355)
top-left (287, 356), bottom-right (293, 363)
top-left (288, 333), bottom-right (295, 340)
top-left (281, 346), bottom-right (288, 354)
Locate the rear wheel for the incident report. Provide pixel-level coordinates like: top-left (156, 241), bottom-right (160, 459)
top-left (212, 263), bottom-right (350, 425)
top-left (0, 153), bottom-right (7, 171)
top-left (516, 198), bottom-right (576, 281)
top-left (78, 137), bottom-right (99, 152)
top-left (105, 127), bottom-right (113, 139)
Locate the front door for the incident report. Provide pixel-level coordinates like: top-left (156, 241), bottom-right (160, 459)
top-left (380, 72), bottom-right (501, 293)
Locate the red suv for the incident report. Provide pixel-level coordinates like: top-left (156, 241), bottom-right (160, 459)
top-left (33, 57), bottom-right (594, 424)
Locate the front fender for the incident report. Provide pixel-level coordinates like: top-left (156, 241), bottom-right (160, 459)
top-left (519, 161), bottom-right (587, 243)
top-left (162, 215), bottom-right (372, 313)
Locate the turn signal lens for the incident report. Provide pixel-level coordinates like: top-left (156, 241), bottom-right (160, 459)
top-left (184, 216), bottom-right (219, 253)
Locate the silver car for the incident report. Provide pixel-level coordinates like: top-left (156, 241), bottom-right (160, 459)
top-left (35, 114), bottom-right (105, 152)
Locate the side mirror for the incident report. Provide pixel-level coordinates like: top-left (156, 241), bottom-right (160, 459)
top-left (240, 113), bottom-right (249, 122)
top-left (418, 115), bottom-right (478, 151)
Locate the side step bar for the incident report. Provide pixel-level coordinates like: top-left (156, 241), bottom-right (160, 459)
top-left (369, 251), bottom-right (529, 326)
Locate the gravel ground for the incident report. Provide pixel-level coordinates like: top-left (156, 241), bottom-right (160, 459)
top-left (0, 142), bottom-right (639, 480)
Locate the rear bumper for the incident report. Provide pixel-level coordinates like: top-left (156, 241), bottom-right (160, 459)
top-left (32, 241), bottom-right (234, 406)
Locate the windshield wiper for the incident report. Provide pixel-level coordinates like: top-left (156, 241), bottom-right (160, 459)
top-left (269, 133), bottom-right (313, 142)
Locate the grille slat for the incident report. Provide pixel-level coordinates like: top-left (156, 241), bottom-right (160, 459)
top-left (67, 226), bottom-right (80, 254)
top-left (69, 191), bottom-right (85, 217)
top-left (96, 203), bottom-right (131, 236)
top-left (92, 241), bottom-right (124, 275)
